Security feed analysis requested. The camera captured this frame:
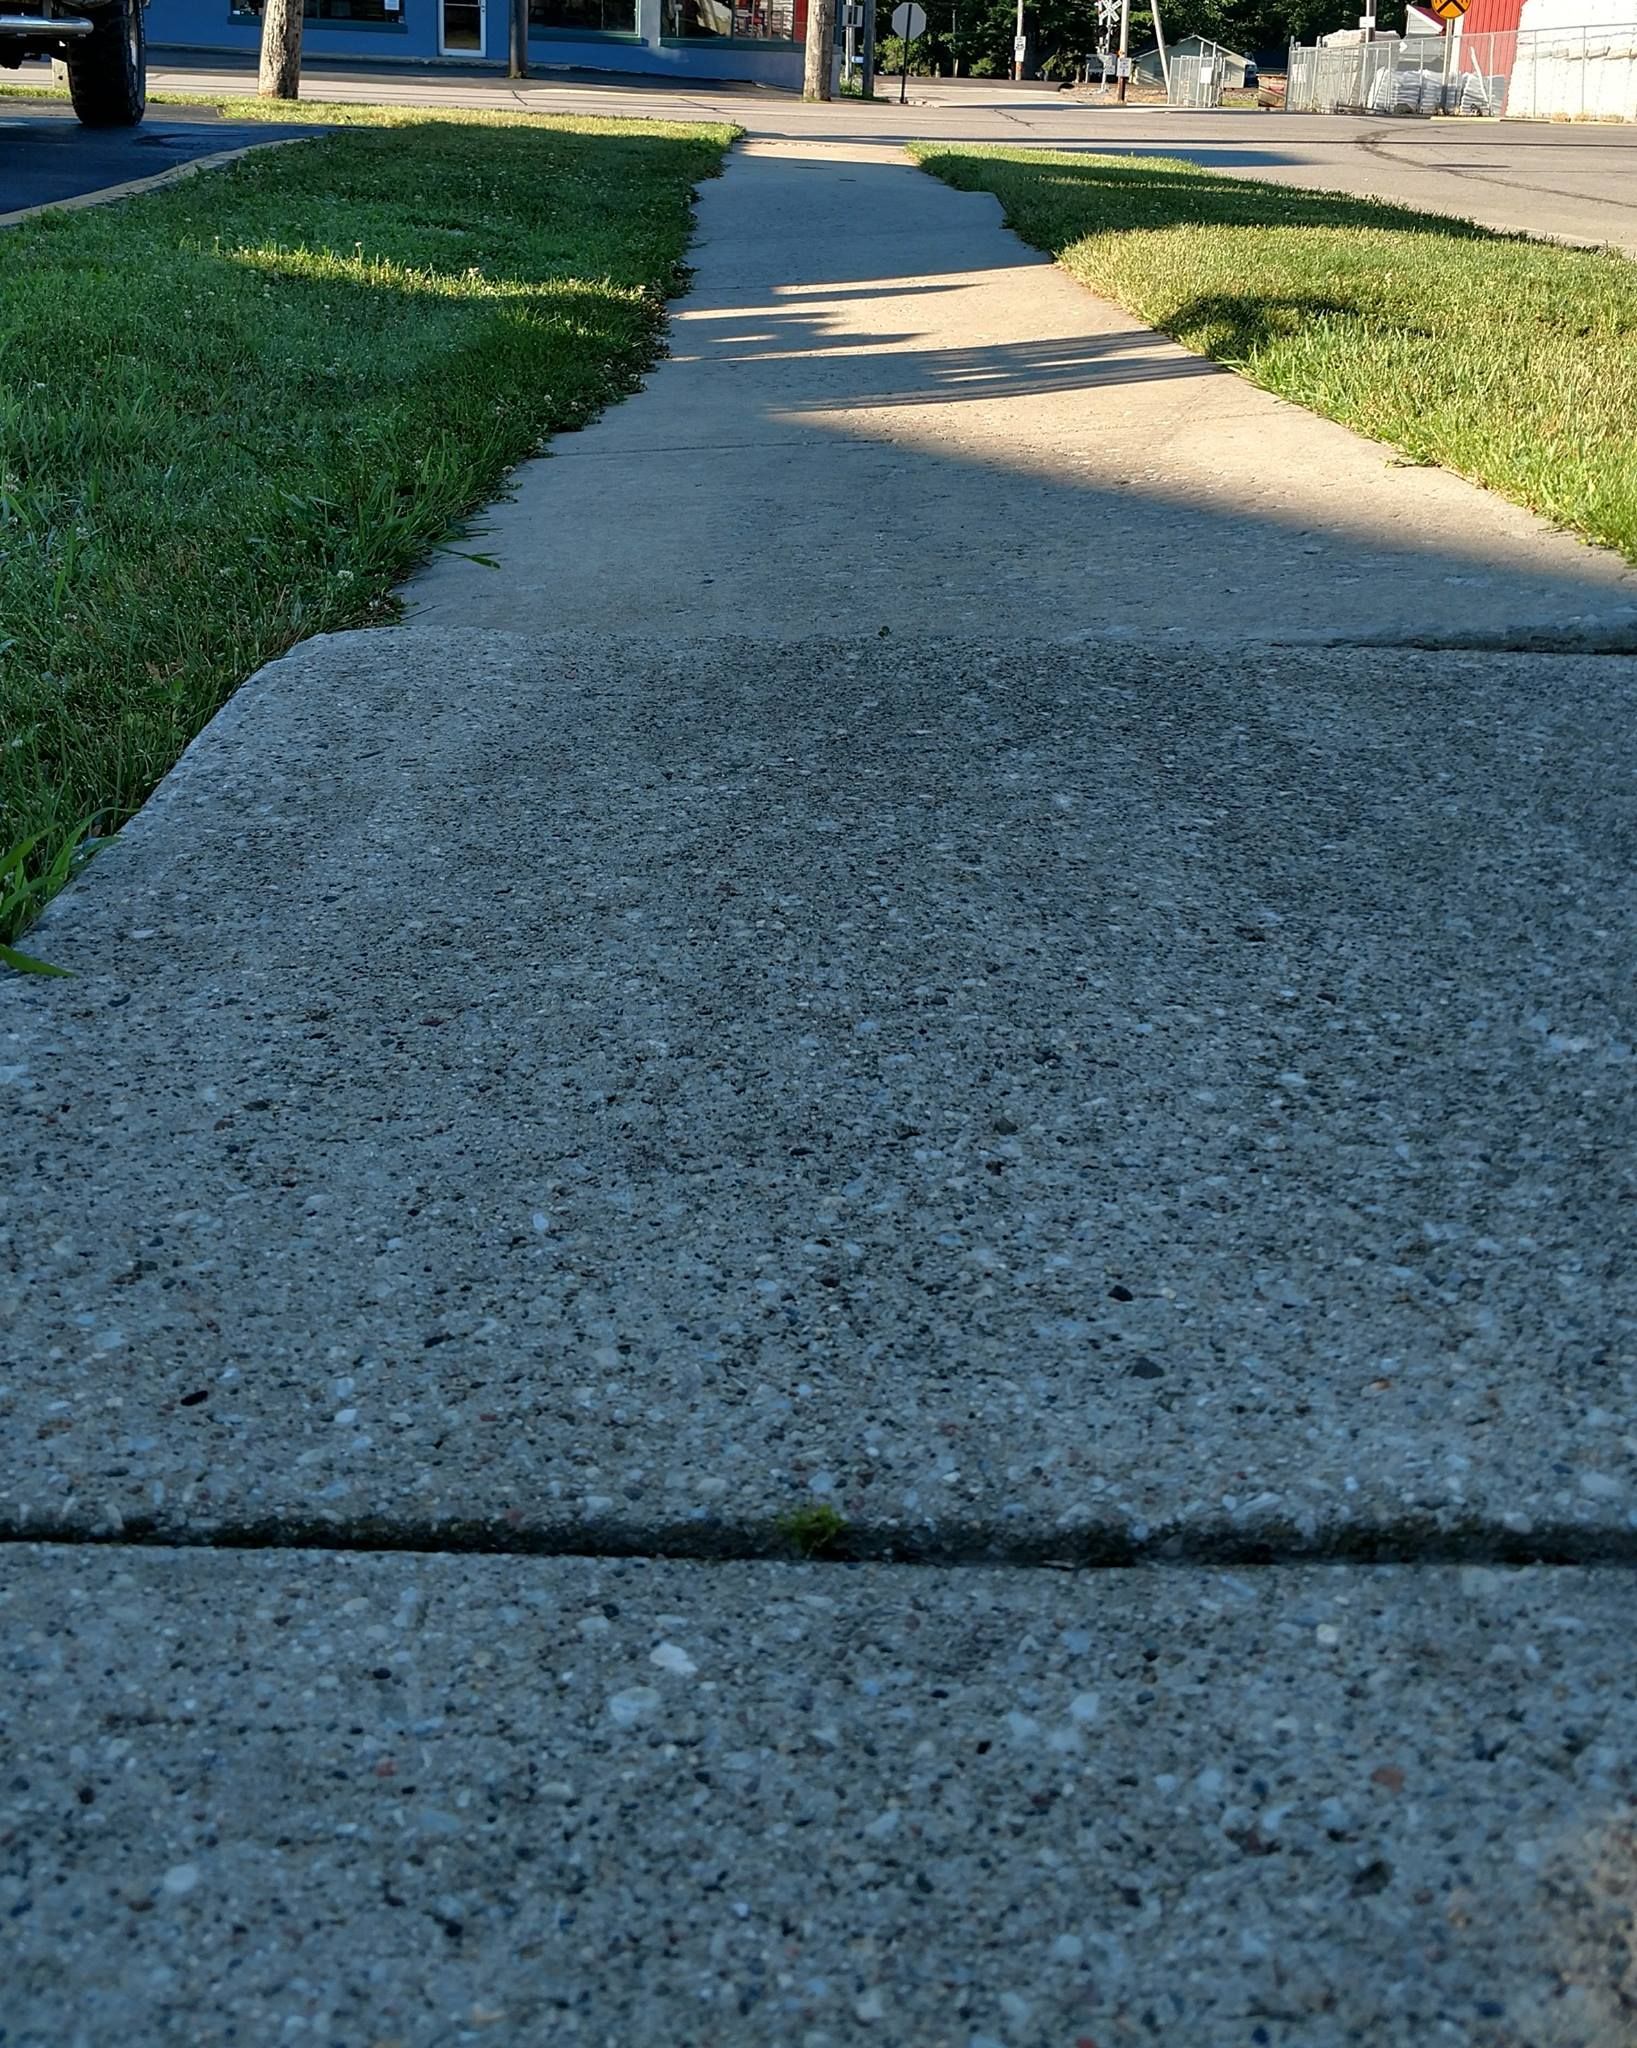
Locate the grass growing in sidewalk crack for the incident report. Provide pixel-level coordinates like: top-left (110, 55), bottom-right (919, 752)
top-left (777, 1505), bottom-right (850, 1559)
top-left (911, 144), bottom-right (1637, 567)
top-left (0, 102), bottom-right (734, 950)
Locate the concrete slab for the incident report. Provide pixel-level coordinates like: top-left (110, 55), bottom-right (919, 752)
top-left (408, 143), bottom-right (1637, 653)
top-left (7, 76), bottom-right (1635, 2041)
top-left (3, 631), bottom-right (1633, 1554)
top-left (4, 1546), bottom-right (1636, 2048)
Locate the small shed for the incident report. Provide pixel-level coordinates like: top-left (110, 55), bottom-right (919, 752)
top-left (1131, 34), bottom-right (1254, 86)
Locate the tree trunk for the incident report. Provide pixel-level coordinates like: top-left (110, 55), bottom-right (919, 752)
top-left (803, 0), bottom-right (835, 97)
top-left (258, 0), bottom-right (304, 99)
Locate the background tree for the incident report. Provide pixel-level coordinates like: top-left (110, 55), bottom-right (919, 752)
top-left (258, 0), bottom-right (303, 97)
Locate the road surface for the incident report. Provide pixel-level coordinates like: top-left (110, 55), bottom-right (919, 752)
top-left (0, 93), bottom-right (322, 221)
top-left (124, 57), bottom-right (1637, 252)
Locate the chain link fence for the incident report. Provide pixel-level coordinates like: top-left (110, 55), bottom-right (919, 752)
top-left (1287, 19), bottom-right (1637, 119)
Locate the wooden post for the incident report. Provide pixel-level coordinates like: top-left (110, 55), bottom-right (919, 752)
top-left (258, 0), bottom-right (304, 98)
top-left (804, 0), bottom-right (835, 96)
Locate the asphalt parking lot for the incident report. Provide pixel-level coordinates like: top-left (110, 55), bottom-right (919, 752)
top-left (0, 97), bottom-right (319, 219)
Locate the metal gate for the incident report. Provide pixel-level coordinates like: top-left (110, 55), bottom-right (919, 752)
top-left (1168, 38), bottom-right (1230, 105)
top-left (1286, 20), bottom-right (1637, 119)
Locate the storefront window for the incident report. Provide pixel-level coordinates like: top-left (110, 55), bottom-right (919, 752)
top-left (530, 0), bottom-right (637, 30)
top-left (663, 0), bottom-right (795, 33)
top-left (231, 0), bottom-right (403, 21)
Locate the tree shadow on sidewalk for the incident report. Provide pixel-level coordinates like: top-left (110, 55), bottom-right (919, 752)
top-left (671, 308), bottom-right (1223, 408)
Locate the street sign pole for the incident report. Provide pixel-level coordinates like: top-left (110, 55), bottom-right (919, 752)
top-left (890, 0), bottom-right (925, 100)
top-left (1094, 0), bottom-right (1118, 91)
top-left (1427, 0), bottom-right (1468, 105)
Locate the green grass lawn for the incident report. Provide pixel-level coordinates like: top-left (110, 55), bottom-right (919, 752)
top-left (911, 144), bottom-right (1637, 569)
top-left (0, 102), bottom-right (732, 966)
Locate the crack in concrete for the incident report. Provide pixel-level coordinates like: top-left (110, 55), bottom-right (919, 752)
top-left (6, 1512), bottom-right (1637, 1569)
top-left (1304, 626), bottom-right (1637, 655)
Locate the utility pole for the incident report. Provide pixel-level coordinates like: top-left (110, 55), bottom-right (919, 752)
top-left (860, 0), bottom-right (876, 93)
top-left (257, 0), bottom-right (303, 97)
top-left (1116, 0), bottom-right (1129, 98)
top-left (1013, 0), bottom-right (1024, 77)
top-left (509, 0), bottom-right (529, 78)
top-left (804, 0), bottom-right (836, 95)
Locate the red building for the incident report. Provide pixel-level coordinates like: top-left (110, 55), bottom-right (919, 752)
top-left (1463, 0), bottom-right (1523, 35)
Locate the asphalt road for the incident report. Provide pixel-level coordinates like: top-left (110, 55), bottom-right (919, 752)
top-left (8, 60), bottom-right (1633, 250)
top-left (0, 97), bottom-right (320, 219)
top-left (1033, 104), bottom-right (1637, 255)
top-left (133, 59), bottom-right (1637, 252)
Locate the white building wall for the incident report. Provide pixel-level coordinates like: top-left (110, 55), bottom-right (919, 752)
top-left (1505, 0), bottom-right (1637, 116)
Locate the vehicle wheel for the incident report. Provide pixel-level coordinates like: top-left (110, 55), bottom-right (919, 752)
top-left (67, 0), bottom-right (146, 128)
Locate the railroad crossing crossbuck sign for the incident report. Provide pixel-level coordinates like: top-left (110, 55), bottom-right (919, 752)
top-left (1426, 0), bottom-right (1468, 20)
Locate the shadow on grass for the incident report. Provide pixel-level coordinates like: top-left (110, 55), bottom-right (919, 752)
top-left (1157, 291), bottom-right (1419, 357)
top-left (913, 145), bottom-right (1508, 249)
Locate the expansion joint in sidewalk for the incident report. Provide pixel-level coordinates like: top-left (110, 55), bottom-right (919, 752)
top-left (5, 1513), bottom-right (1637, 1571)
top-left (1309, 626), bottom-right (1637, 655)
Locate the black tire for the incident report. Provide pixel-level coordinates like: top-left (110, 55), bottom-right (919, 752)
top-left (66, 0), bottom-right (146, 128)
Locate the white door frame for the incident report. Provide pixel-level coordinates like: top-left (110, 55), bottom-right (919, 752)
top-left (439, 0), bottom-right (487, 56)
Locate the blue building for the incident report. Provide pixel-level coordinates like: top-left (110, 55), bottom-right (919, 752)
top-left (149, 0), bottom-right (806, 85)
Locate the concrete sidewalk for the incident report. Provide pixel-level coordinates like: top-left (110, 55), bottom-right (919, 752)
top-left (6, 626), bottom-right (1636, 1555)
top-left (411, 141), bottom-right (1637, 651)
top-left (8, 1550), bottom-right (1636, 2045)
top-left (4, 136), bottom-right (1636, 2046)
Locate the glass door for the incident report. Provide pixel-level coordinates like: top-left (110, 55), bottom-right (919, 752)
top-left (440, 0), bottom-right (485, 52)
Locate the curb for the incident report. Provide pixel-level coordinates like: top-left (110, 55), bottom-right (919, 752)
top-left (0, 127), bottom-right (317, 230)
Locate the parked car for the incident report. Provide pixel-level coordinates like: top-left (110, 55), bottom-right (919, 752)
top-left (0, 0), bottom-right (146, 126)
